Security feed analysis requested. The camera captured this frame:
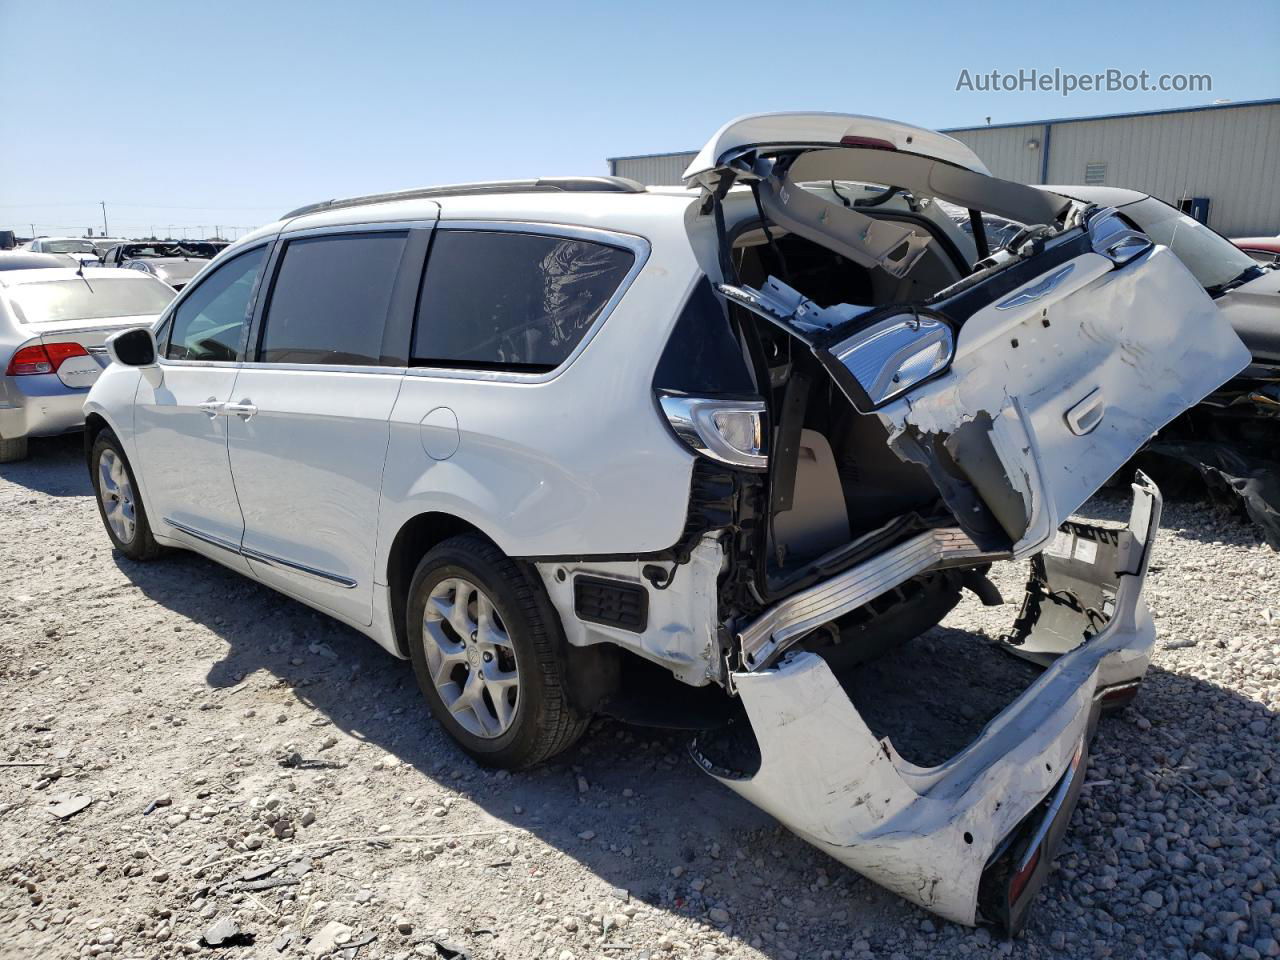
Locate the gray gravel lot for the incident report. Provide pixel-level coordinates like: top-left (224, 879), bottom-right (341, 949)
top-left (1, 434), bottom-right (1277, 960)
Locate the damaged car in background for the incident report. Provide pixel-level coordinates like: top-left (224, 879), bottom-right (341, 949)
top-left (951, 186), bottom-right (1280, 548)
top-left (84, 112), bottom-right (1250, 935)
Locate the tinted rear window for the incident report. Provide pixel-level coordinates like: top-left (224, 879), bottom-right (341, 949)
top-left (259, 232), bottom-right (407, 365)
top-left (6, 277), bottom-right (174, 323)
top-left (413, 230), bottom-right (635, 372)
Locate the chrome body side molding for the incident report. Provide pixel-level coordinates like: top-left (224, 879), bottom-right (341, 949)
top-left (163, 517), bottom-right (357, 589)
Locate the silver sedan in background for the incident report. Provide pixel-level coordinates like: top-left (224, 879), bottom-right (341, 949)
top-left (122, 255), bottom-right (211, 291)
top-left (0, 268), bottom-right (174, 461)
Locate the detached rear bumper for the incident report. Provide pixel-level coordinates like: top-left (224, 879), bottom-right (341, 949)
top-left (694, 476), bottom-right (1161, 931)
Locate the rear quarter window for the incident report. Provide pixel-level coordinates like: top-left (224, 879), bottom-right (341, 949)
top-left (412, 230), bottom-right (635, 372)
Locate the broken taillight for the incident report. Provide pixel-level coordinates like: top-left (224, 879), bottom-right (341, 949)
top-left (6, 342), bottom-right (88, 376)
top-left (1007, 847), bottom-right (1042, 906)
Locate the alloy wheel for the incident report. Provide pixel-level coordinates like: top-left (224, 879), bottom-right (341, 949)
top-left (423, 577), bottom-right (520, 738)
top-left (97, 448), bottom-right (137, 545)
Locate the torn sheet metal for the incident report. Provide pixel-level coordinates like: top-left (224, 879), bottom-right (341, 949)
top-left (879, 245), bottom-right (1250, 556)
top-left (694, 478), bottom-right (1161, 929)
top-left (537, 536), bottom-right (725, 686)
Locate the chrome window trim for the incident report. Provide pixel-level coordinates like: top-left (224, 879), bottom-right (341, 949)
top-left (231, 362), bottom-right (408, 376)
top-left (278, 218), bottom-right (439, 240)
top-left (404, 220), bottom-right (651, 385)
top-left (156, 358), bottom-right (244, 369)
top-left (163, 517), bottom-right (357, 589)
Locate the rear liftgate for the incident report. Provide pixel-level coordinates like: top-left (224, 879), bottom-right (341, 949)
top-left (692, 476), bottom-right (1162, 933)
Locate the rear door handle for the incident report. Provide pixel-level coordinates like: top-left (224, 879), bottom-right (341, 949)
top-left (224, 401), bottom-right (257, 420)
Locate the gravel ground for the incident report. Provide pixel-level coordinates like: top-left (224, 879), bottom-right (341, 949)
top-left (1, 434), bottom-right (1277, 960)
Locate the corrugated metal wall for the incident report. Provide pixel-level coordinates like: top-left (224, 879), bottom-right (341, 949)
top-left (947, 124), bottom-right (1046, 184)
top-left (1044, 105), bottom-right (1280, 236)
top-left (609, 153), bottom-right (697, 186)
top-left (609, 103), bottom-right (1279, 234)
top-left (948, 102), bottom-right (1280, 236)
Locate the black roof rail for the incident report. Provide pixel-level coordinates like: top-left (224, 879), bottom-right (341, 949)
top-left (282, 176), bottom-right (646, 220)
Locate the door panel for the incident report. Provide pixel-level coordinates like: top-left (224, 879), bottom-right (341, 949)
top-left (129, 243), bottom-right (271, 567)
top-left (133, 365), bottom-right (248, 570)
top-left (226, 368), bottom-right (403, 625)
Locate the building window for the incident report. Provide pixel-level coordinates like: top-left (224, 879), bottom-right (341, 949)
top-left (1084, 162), bottom-right (1107, 186)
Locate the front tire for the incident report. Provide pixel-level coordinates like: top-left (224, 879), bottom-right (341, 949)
top-left (90, 429), bottom-right (163, 561)
top-left (406, 534), bottom-right (589, 769)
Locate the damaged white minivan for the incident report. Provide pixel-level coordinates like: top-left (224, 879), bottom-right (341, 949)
top-left (85, 113), bottom-right (1249, 933)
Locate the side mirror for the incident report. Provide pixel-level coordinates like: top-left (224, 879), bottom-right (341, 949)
top-left (106, 327), bottom-right (158, 368)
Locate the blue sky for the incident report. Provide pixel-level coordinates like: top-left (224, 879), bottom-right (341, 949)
top-left (1, 0), bottom-right (1276, 240)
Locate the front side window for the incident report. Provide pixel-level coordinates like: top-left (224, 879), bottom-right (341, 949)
top-left (166, 245), bottom-right (267, 361)
top-left (413, 230), bottom-right (635, 372)
top-left (258, 232), bottom-right (407, 365)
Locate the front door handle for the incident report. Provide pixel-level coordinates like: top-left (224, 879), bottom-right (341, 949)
top-left (197, 398), bottom-right (222, 418)
top-left (224, 401), bottom-right (257, 420)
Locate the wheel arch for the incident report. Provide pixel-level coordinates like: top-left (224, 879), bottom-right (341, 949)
top-left (385, 511), bottom-right (497, 657)
top-left (82, 410), bottom-right (117, 476)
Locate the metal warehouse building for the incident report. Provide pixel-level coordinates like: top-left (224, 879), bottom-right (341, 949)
top-left (607, 98), bottom-right (1280, 236)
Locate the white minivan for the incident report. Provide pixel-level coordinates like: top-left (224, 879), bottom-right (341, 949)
top-left (83, 113), bottom-right (1249, 932)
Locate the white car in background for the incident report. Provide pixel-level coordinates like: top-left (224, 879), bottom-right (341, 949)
top-left (0, 268), bottom-right (174, 461)
top-left (21, 237), bottom-right (106, 265)
top-left (81, 113), bottom-right (1249, 932)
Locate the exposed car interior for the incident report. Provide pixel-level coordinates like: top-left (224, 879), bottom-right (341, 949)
top-left (731, 222), bottom-right (957, 578)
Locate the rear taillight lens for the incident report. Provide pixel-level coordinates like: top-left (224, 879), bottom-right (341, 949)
top-left (6, 342), bottom-right (88, 376)
top-left (6, 345), bottom-right (53, 376)
top-left (659, 394), bottom-right (767, 470)
top-left (45, 342), bottom-right (89, 368)
top-left (1007, 847), bottom-right (1042, 906)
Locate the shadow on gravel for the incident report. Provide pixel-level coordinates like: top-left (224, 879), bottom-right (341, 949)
top-left (0, 433), bottom-right (90, 497)
top-left (110, 539), bottom-right (1279, 957)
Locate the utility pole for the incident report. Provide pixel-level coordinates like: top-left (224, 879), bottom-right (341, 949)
top-left (100, 202), bottom-right (109, 237)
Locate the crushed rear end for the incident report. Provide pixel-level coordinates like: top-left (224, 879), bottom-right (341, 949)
top-left (666, 113), bottom-right (1252, 933)
top-left (693, 476), bottom-right (1159, 932)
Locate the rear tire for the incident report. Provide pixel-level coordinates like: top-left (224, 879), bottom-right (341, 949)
top-left (90, 429), bottom-right (163, 561)
top-left (0, 436), bottom-right (28, 463)
top-left (406, 534), bottom-right (589, 769)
